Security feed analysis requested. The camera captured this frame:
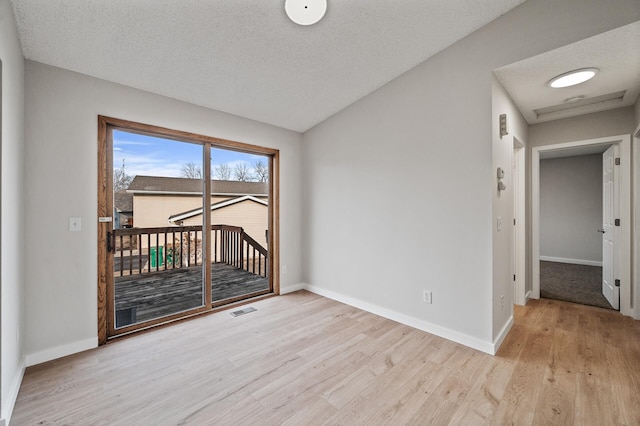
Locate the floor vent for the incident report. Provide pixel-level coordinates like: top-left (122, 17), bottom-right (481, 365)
top-left (230, 307), bottom-right (257, 317)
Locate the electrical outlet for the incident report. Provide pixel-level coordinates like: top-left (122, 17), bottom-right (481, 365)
top-left (282, 265), bottom-right (287, 274)
top-left (423, 290), bottom-right (432, 304)
top-left (500, 295), bottom-right (505, 311)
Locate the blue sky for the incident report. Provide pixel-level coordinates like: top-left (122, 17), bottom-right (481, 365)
top-left (113, 130), bottom-right (267, 178)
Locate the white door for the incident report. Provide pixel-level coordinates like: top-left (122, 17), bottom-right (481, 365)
top-left (602, 145), bottom-right (619, 309)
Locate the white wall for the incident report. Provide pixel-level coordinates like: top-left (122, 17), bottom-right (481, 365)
top-left (491, 77), bottom-right (528, 341)
top-left (635, 101), bottom-right (640, 127)
top-left (23, 61), bottom-right (303, 362)
top-left (0, 0), bottom-right (25, 423)
top-left (540, 154), bottom-right (603, 264)
top-left (530, 107), bottom-right (636, 148)
top-left (301, 0), bottom-right (640, 354)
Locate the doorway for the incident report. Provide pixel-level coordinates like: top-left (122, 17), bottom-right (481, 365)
top-left (531, 134), bottom-right (631, 315)
top-left (97, 117), bottom-right (280, 343)
top-left (538, 150), bottom-right (612, 309)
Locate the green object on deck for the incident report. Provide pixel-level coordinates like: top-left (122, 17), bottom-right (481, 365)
top-left (150, 246), bottom-right (164, 268)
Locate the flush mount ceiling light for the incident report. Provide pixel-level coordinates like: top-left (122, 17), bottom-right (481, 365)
top-left (285, 0), bottom-right (327, 26)
top-left (548, 68), bottom-right (599, 88)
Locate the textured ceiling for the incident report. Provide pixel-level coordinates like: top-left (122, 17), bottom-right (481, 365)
top-left (10, 0), bottom-right (525, 132)
top-left (494, 20), bottom-right (640, 124)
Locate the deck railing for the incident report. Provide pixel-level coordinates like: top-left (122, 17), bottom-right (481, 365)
top-left (112, 225), bottom-right (268, 278)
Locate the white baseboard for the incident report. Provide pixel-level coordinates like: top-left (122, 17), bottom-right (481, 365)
top-left (540, 256), bottom-right (602, 267)
top-left (303, 284), bottom-right (495, 355)
top-left (279, 282), bottom-right (306, 294)
top-left (25, 337), bottom-right (98, 367)
top-left (1, 357), bottom-right (26, 426)
top-left (492, 316), bottom-right (514, 354)
top-left (525, 290), bottom-right (532, 302)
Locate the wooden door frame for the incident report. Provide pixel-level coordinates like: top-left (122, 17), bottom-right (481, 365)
top-left (531, 134), bottom-right (631, 316)
top-left (97, 116), bottom-right (280, 344)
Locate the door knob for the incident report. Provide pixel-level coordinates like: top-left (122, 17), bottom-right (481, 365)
top-left (597, 229), bottom-right (605, 233)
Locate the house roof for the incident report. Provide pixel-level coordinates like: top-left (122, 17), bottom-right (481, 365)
top-left (168, 195), bottom-right (268, 224)
top-left (114, 192), bottom-right (133, 213)
top-left (127, 176), bottom-right (268, 196)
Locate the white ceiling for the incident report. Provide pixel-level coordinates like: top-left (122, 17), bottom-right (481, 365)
top-left (494, 20), bottom-right (640, 125)
top-left (9, 0), bottom-right (526, 132)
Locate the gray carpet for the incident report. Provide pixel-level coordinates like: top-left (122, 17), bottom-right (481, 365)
top-left (540, 261), bottom-right (614, 310)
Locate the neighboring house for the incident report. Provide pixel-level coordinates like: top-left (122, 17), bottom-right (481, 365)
top-left (113, 192), bottom-right (134, 229)
top-left (127, 175), bottom-right (269, 248)
top-left (169, 195), bottom-right (269, 249)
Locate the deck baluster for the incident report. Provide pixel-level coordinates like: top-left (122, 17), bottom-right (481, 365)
top-left (195, 230), bottom-right (199, 266)
top-left (171, 230), bottom-right (176, 269)
top-left (241, 239), bottom-right (245, 271)
top-left (138, 234), bottom-right (142, 273)
top-left (224, 230), bottom-right (228, 264)
top-left (118, 234), bottom-right (124, 276)
top-left (163, 231), bottom-right (167, 270)
top-left (129, 235), bottom-right (133, 276)
top-left (213, 229), bottom-right (217, 263)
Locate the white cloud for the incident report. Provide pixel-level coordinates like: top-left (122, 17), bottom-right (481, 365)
top-left (116, 151), bottom-right (184, 178)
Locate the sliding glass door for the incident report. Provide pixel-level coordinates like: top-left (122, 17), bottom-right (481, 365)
top-left (209, 148), bottom-right (271, 305)
top-left (97, 117), bottom-right (278, 342)
top-left (110, 131), bottom-right (208, 331)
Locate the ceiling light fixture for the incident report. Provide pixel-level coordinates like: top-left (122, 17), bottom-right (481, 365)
top-left (548, 68), bottom-right (599, 88)
top-left (285, 0), bottom-right (327, 26)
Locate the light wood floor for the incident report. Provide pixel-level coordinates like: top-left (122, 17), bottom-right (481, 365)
top-left (11, 292), bottom-right (640, 425)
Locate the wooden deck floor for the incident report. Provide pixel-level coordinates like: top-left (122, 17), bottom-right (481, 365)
top-left (115, 263), bottom-right (269, 327)
top-left (12, 294), bottom-right (640, 425)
